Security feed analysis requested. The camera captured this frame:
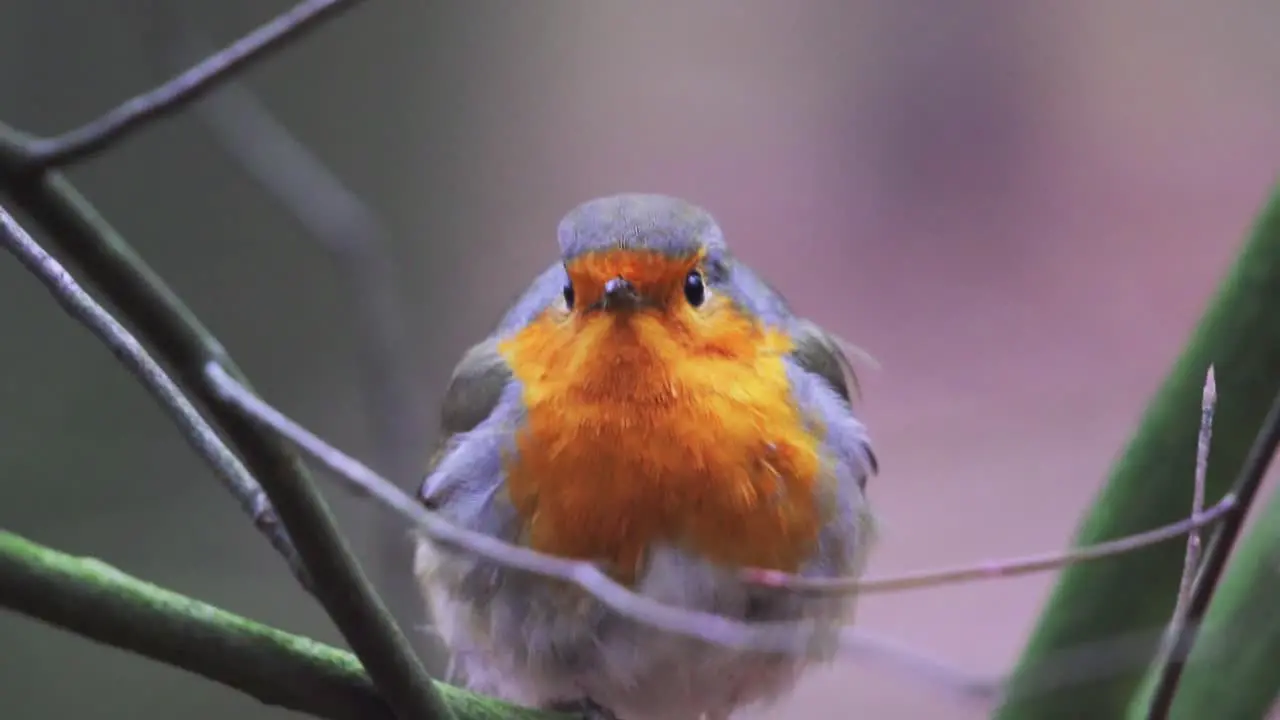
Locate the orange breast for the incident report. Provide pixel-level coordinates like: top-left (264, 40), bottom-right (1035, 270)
top-left (496, 297), bottom-right (825, 584)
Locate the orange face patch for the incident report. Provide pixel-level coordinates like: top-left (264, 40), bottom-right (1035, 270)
top-left (563, 248), bottom-right (699, 311)
top-left (497, 250), bottom-right (825, 584)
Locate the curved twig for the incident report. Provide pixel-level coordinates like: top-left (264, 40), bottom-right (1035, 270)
top-left (744, 495), bottom-right (1237, 596)
top-left (12, 0), bottom-right (369, 172)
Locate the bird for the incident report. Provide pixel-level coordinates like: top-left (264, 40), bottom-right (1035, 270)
top-left (413, 193), bottom-right (878, 720)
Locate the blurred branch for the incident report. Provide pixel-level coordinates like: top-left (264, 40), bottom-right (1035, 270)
top-left (0, 201), bottom-right (310, 592)
top-left (1142, 381), bottom-right (1280, 718)
top-left (0, 530), bottom-right (558, 720)
top-left (0, 3), bottom-right (453, 719)
top-left (996, 179), bottom-right (1280, 719)
top-left (9, 0), bottom-right (369, 173)
top-left (160, 30), bottom-right (425, 487)
top-left (148, 8), bottom-right (435, 668)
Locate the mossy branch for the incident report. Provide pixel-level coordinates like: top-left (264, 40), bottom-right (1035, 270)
top-left (0, 530), bottom-right (559, 720)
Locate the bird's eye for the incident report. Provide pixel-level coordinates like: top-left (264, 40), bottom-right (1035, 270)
top-left (563, 282), bottom-right (575, 309)
top-left (683, 270), bottom-right (706, 307)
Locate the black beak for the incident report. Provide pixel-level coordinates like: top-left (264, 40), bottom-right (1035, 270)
top-left (600, 276), bottom-right (640, 310)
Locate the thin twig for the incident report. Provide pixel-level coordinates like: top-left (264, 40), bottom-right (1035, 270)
top-left (0, 202), bottom-right (311, 592)
top-left (0, 530), bottom-right (555, 720)
top-left (745, 494), bottom-right (1237, 596)
top-left (1167, 367), bottom-right (1216, 639)
top-left (206, 361), bottom-right (841, 655)
top-left (204, 360), bottom-right (1246, 667)
top-left (1144, 381), bottom-right (1280, 719)
top-left (748, 369), bottom-right (1233, 598)
top-left (13, 0), bottom-right (368, 172)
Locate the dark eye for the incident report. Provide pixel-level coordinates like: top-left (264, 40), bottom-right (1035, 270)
top-left (563, 282), bottom-right (575, 309)
top-left (683, 270), bottom-right (705, 307)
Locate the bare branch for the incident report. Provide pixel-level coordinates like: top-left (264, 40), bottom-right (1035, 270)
top-left (1145, 378), bottom-right (1280, 718)
top-left (0, 530), bottom-right (554, 720)
top-left (0, 201), bottom-right (311, 591)
top-left (745, 494), bottom-right (1237, 596)
top-left (12, 0), bottom-right (368, 172)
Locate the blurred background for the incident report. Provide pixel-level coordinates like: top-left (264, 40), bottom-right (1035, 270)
top-left (2, 1), bottom-right (1279, 718)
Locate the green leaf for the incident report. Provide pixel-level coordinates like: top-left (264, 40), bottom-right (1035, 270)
top-left (994, 179), bottom-right (1280, 719)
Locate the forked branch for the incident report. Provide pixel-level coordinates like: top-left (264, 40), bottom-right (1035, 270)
top-left (8, 0), bottom-right (370, 174)
top-left (0, 203), bottom-right (309, 591)
top-left (0, 2), bottom-right (452, 719)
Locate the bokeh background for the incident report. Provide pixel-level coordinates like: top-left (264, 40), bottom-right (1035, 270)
top-left (2, 2), bottom-right (1279, 718)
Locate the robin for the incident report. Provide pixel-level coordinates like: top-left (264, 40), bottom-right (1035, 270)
top-left (414, 194), bottom-right (878, 720)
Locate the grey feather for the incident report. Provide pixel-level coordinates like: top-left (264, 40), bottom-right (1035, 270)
top-left (789, 320), bottom-right (857, 406)
top-left (419, 337), bottom-right (513, 507)
top-left (788, 323), bottom-right (879, 478)
top-left (558, 193), bottom-right (726, 260)
top-left (440, 337), bottom-right (513, 436)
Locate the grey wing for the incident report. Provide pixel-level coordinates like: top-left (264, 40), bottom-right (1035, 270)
top-left (420, 256), bottom-right (566, 510)
top-left (416, 336), bottom-right (532, 604)
top-left (787, 319), bottom-right (879, 476)
top-left (723, 259), bottom-right (877, 475)
top-left (416, 336), bottom-right (527, 548)
top-left (784, 353), bottom-right (878, 579)
top-left (724, 260), bottom-right (878, 576)
top-left (418, 336), bottom-right (511, 506)
top-left (790, 319), bottom-right (858, 406)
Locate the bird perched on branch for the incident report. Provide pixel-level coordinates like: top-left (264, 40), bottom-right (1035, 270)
top-left (414, 194), bottom-right (878, 720)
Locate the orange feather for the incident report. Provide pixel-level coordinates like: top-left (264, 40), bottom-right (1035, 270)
top-left (497, 250), bottom-right (825, 585)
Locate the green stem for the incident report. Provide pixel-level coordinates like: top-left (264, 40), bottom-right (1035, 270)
top-left (0, 530), bottom-right (557, 720)
top-left (994, 178), bottom-right (1280, 718)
